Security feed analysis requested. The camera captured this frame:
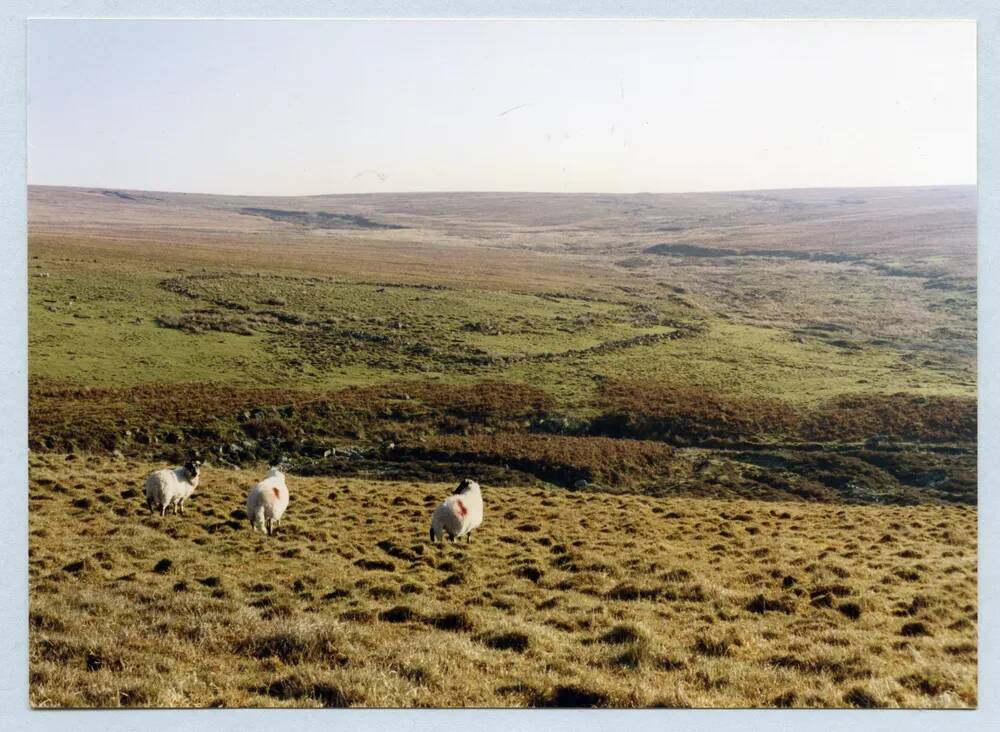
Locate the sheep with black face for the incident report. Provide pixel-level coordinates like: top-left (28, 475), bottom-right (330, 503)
top-left (430, 478), bottom-right (483, 543)
top-left (144, 459), bottom-right (201, 516)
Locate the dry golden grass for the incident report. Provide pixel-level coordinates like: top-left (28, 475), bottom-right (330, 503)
top-left (29, 453), bottom-right (977, 709)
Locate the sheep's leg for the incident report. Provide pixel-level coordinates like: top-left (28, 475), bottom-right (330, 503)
top-left (160, 503), bottom-right (167, 517)
top-left (266, 517), bottom-right (273, 536)
top-left (173, 500), bottom-right (179, 515)
top-left (467, 531), bottom-right (473, 543)
top-left (178, 498), bottom-right (185, 516)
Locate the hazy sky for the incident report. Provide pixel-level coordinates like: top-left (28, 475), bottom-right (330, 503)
top-left (27, 19), bottom-right (976, 195)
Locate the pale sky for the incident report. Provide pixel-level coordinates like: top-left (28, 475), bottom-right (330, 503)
top-left (27, 19), bottom-right (976, 195)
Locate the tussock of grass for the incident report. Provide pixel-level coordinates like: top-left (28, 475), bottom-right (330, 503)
top-left (430, 611), bottom-right (476, 633)
top-left (254, 671), bottom-right (356, 707)
top-left (598, 623), bottom-right (649, 645)
top-left (479, 631), bottom-right (531, 653)
top-left (236, 622), bottom-right (349, 665)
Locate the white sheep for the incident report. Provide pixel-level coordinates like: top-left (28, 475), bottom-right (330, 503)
top-left (430, 478), bottom-right (483, 543)
top-left (144, 460), bottom-right (201, 516)
top-left (247, 466), bottom-right (290, 536)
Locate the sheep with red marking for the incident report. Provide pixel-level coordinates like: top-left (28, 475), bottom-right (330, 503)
top-left (246, 466), bottom-right (290, 536)
top-left (430, 478), bottom-right (483, 543)
top-left (144, 459), bottom-right (201, 516)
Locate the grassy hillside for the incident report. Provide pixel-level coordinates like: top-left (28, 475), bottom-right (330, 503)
top-left (29, 454), bottom-right (977, 708)
top-left (27, 185), bottom-right (978, 708)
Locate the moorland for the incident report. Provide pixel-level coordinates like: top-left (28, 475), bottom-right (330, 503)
top-left (27, 184), bottom-right (977, 707)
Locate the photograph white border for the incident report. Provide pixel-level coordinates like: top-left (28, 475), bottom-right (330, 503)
top-left (1, 2), bottom-right (995, 730)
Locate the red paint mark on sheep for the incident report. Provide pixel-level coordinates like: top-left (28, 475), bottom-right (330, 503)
top-left (272, 486), bottom-right (281, 499)
top-left (456, 499), bottom-right (468, 517)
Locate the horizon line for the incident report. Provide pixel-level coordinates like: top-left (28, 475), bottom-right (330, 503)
top-left (27, 181), bottom-right (978, 199)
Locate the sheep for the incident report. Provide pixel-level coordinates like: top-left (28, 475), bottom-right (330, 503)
top-left (430, 478), bottom-right (483, 543)
top-left (247, 466), bottom-right (290, 536)
top-left (144, 460), bottom-right (201, 516)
